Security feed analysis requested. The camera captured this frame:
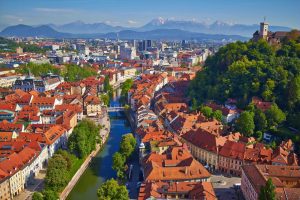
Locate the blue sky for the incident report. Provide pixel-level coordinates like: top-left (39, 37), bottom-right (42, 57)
top-left (0, 0), bottom-right (299, 29)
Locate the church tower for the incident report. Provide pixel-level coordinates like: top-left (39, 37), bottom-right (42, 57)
top-left (259, 17), bottom-right (269, 40)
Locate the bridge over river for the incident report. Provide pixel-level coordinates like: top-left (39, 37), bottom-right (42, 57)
top-left (107, 105), bottom-right (125, 112)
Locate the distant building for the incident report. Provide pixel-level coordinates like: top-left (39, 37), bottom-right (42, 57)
top-left (13, 73), bottom-right (64, 92)
top-left (16, 46), bottom-right (23, 54)
top-left (120, 43), bottom-right (136, 60)
top-left (252, 20), bottom-right (300, 45)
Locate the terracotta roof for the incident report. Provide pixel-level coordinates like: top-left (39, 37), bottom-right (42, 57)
top-left (143, 146), bottom-right (211, 182)
top-left (242, 165), bottom-right (300, 198)
top-left (31, 96), bottom-right (55, 106)
top-left (0, 120), bottom-right (22, 132)
top-left (0, 132), bottom-right (13, 142)
top-left (182, 129), bottom-right (226, 153)
top-left (219, 140), bottom-right (246, 160)
top-left (138, 181), bottom-right (216, 200)
top-left (44, 125), bottom-right (66, 145)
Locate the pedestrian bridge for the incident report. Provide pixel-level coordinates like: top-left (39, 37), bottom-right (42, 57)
top-left (107, 106), bottom-right (125, 112)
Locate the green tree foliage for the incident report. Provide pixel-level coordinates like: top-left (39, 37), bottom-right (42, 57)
top-left (0, 37), bottom-right (46, 53)
top-left (32, 192), bottom-right (43, 200)
top-left (112, 152), bottom-right (126, 179)
top-left (16, 62), bottom-right (60, 76)
top-left (61, 64), bottom-right (97, 82)
top-left (42, 190), bottom-right (59, 200)
top-left (45, 154), bottom-right (69, 192)
top-left (265, 104), bottom-right (286, 128)
top-left (121, 79), bottom-right (133, 97)
top-left (255, 131), bottom-right (263, 141)
top-left (100, 93), bottom-right (110, 106)
top-left (119, 133), bottom-right (136, 158)
top-left (188, 32), bottom-right (300, 136)
top-left (97, 178), bottom-right (129, 200)
top-left (16, 62), bottom-right (97, 82)
top-left (191, 98), bottom-right (198, 111)
top-left (104, 75), bottom-right (113, 95)
top-left (259, 178), bottom-right (276, 200)
top-left (112, 133), bottom-right (136, 180)
top-left (200, 106), bottom-right (213, 118)
top-left (288, 75), bottom-right (300, 109)
top-left (56, 149), bottom-right (77, 170)
top-left (236, 111), bottom-right (255, 137)
top-left (68, 119), bottom-right (100, 158)
top-left (44, 150), bottom-right (84, 193)
top-left (254, 109), bottom-right (268, 132)
top-left (212, 110), bottom-right (223, 121)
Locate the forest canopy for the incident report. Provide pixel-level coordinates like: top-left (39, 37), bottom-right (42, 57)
top-left (188, 33), bottom-right (300, 132)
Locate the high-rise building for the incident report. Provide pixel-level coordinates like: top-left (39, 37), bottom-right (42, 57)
top-left (146, 40), bottom-right (152, 49)
top-left (120, 43), bottom-right (136, 60)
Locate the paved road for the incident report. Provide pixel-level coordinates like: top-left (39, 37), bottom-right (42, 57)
top-left (126, 149), bottom-right (141, 199)
top-left (211, 173), bottom-right (244, 200)
top-left (14, 170), bottom-right (46, 200)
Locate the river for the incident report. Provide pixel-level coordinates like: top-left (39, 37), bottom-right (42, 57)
top-left (66, 90), bottom-right (132, 200)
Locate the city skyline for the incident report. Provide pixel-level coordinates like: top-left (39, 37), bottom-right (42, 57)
top-left (0, 0), bottom-right (300, 29)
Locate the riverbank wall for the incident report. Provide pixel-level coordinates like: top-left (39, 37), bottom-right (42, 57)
top-left (124, 109), bottom-right (136, 132)
top-left (60, 117), bottom-right (110, 200)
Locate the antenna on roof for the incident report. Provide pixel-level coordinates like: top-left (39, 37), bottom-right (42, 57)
top-left (264, 16), bottom-right (266, 23)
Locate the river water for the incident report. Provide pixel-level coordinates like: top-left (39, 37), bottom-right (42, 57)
top-left (67, 91), bottom-right (132, 200)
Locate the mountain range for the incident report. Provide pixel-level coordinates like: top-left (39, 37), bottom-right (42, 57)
top-left (0, 24), bottom-right (248, 41)
top-left (42, 18), bottom-right (292, 36)
top-left (0, 18), bottom-right (293, 40)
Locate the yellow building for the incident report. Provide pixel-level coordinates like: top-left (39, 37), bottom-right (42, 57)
top-left (0, 177), bottom-right (11, 200)
top-left (181, 130), bottom-right (227, 171)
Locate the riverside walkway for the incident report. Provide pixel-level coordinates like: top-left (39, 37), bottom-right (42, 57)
top-left (60, 110), bottom-right (110, 200)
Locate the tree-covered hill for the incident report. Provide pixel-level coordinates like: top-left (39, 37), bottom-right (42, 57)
top-left (188, 31), bottom-right (300, 131)
top-left (0, 37), bottom-right (47, 53)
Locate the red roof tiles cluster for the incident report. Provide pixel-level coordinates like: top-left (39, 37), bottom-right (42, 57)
top-left (143, 146), bottom-right (211, 182)
top-left (138, 181), bottom-right (216, 200)
top-left (242, 165), bottom-right (300, 199)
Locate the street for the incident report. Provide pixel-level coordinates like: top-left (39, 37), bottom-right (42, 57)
top-left (211, 173), bottom-right (244, 200)
top-left (14, 170), bottom-right (46, 200)
top-left (126, 149), bottom-right (142, 199)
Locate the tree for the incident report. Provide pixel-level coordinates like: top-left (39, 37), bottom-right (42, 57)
top-left (120, 139), bottom-right (134, 158)
top-left (288, 75), bottom-right (300, 109)
top-left (32, 192), bottom-right (43, 200)
top-left (191, 98), bottom-right (198, 111)
top-left (119, 134), bottom-right (136, 158)
top-left (68, 119), bottom-right (100, 158)
top-left (104, 75), bottom-right (113, 95)
top-left (97, 179), bottom-right (129, 200)
top-left (112, 152), bottom-right (126, 179)
top-left (236, 111), bottom-right (255, 136)
top-left (61, 64), bottom-right (97, 82)
top-left (45, 154), bottom-right (69, 192)
top-left (42, 190), bottom-right (59, 200)
top-left (254, 109), bottom-right (267, 132)
top-left (187, 32), bottom-right (300, 145)
top-left (200, 106), bottom-right (213, 118)
top-left (212, 110), bottom-right (223, 121)
top-left (259, 178), bottom-right (276, 200)
top-left (100, 93), bottom-right (110, 106)
top-left (121, 79), bottom-right (133, 97)
top-left (255, 131), bottom-right (263, 141)
top-left (265, 104), bottom-right (286, 128)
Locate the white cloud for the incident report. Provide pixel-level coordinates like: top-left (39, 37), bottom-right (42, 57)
top-left (35, 7), bottom-right (75, 13)
top-left (127, 20), bottom-right (138, 25)
top-left (3, 15), bottom-right (24, 23)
